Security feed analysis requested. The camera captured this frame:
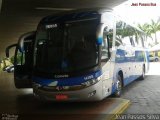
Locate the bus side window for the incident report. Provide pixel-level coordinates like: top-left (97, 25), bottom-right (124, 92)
top-left (15, 50), bottom-right (25, 65)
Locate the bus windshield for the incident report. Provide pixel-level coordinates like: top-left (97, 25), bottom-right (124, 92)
top-left (34, 19), bottom-right (99, 74)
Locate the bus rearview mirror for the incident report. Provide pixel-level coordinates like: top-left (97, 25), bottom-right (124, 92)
top-left (18, 31), bottom-right (35, 52)
top-left (5, 44), bottom-right (17, 58)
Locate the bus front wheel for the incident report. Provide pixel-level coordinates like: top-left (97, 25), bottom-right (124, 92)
top-left (139, 65), bottom-right (145, 80)
top-left (113, 75), bottom-right (122, 97)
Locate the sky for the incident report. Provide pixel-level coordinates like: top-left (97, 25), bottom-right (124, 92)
top-left (114, 0), bottom-right (160, 47)
top-left (114, 0), bottom-right (160, 25)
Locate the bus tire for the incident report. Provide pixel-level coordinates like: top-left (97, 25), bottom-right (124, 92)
top-left (139, 65), bottom-right (145, 80)
top-left (113, 75), bottom-right (122, 97)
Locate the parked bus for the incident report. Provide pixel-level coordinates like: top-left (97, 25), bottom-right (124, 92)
top-left (6, 8), bottom-right (149, 101)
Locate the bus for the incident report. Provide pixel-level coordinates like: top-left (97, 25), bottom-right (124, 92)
top-left (6, 8), bottom-right (149, 101)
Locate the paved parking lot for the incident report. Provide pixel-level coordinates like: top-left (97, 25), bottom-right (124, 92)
top-left (146, 62), bottom-right (160, 75)
top-left (122, 62), bottom-right (160, 113)
top-left (0, 72), bottom-right (130, 120)
top-left (0, 62), bottom-right (159, 116)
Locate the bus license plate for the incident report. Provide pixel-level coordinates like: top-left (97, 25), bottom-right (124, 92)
top-left (56, 95), bottom-right (68, 100)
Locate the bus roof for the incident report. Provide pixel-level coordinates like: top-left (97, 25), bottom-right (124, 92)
top-left (39, 8), bottom-right (113, 24)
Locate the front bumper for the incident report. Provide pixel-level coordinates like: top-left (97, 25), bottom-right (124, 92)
top-left (33, 80), bottom-right (104, 101)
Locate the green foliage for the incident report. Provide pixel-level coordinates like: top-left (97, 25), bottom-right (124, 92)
top-left (10, 56), bottom-right (14, 64)
top-left (0, 58), bottom-right (13, 71)
top-left (10, 53), bottom-right (24, 65)
top-left (0, 52), bottom-right (24, 72)
top-left (117, 22), bottom-right (139, 38)
top-left (138, 19), bottom-right (160, 45)
top-left (138, 24), bottom-right (152, 37)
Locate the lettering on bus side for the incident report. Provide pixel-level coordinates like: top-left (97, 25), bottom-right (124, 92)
top-left (84, 75), bottom-right (94, 80)
top-left (46, 24), bottom-right (57, 29)
top-left (54, 75), bottom-right (69, 78)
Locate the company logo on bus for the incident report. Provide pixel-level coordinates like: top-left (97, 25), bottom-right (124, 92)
top-left (46, 24), bottom-right (57, 29)
top-left (84, 75), bottom-right (94, 80)
top-left (54, 75), bottom-right (69, 78)
top-left (56, 86), bottom-right (63, 91)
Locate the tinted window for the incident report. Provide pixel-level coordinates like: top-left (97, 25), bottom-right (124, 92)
top-left (35, 19), bottom-right (99, 73)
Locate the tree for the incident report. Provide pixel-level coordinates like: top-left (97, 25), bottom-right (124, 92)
top-left (138, 23), bottom-right (153, 41)
top-left (149, 19), bottom-right (160, 45)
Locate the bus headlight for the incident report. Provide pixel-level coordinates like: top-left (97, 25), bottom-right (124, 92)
top-left (81, 76), bottom-right (102, 87)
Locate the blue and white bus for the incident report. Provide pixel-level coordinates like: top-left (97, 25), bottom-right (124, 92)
top-left (6, 8), bottom-right (149, 101)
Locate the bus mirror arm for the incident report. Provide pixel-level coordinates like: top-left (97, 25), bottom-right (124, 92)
top-left (18, 31), bottom-right (35, 53)
top-left (107, 35), bottom-right (111, 59)
top-left (5, 44), bottom-right (17, 58)
top-left (18, 35), bottom-right (24, 53)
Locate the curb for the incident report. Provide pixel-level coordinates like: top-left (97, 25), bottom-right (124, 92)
top-left (107, 98), bottom-right (131, 120)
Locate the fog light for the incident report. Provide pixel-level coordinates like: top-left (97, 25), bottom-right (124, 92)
top-left (33, 82), bottom-right (42, 88)
top-left (88, 90), bottom-right (96, 98)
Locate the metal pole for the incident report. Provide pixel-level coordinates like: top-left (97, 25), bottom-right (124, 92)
top-left (0, 0), bottom-right (2, 13)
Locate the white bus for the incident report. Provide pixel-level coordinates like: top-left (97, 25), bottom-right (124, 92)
top-left (6, 8), bottom-right (149, 101)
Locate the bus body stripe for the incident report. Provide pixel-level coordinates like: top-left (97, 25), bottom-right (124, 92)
top-left (32, 70), bottom-right (102, 86)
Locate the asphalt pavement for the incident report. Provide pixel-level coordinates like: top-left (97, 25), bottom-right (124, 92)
top-left (0, 71), bottom-right (130, 120)
top-left (122, 62), bottom-right (160, 114)
top-left (0, 62), bottom-right (160, 120)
